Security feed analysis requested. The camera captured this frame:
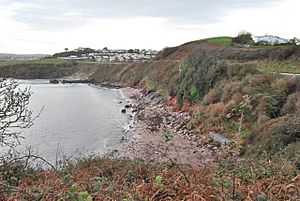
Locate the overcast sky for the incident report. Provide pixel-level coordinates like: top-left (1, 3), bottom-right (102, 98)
top-left (0, 0), bottom-right (299, 54)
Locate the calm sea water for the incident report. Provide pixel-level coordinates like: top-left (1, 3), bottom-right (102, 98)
top-left (17, 80), bottom-right (129, 163)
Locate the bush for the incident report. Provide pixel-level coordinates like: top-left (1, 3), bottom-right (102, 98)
top-left (202, 88), bottom-right (222, 105)
top-left (160, 46), bottom-right (179, 58)
top-left (189, 84), bottom-right (199, 101)
top-left (232, 31), bottom-right (254, 45)
top-left (223, 100), bottom-right (237, 115)
top-left (221, 82), bottom-right (241, 102)
top-left (174, 49), bottom-right (227, 102)
top-left (281, 92), bottom-right (300, 115)
top-left (227, 64), bottom-right (257, 79)
top-left (251, 115), bottom-right (300, 154)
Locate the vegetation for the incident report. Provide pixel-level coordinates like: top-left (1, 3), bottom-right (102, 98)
top-left (52, 48), bottom-right (96, 58)
top-left (232, 31), bottom-right (254, 45)
top-left (1, 36), bottom-right (300, 200)
top-left (0, 59), bottom-right (69, 66)
top-left (202, 36), bottom-right (233, 46)
top-left (256, 60), bottom-right (300, 74)
top-left (0, 79), bottom-right (32, 149)
top-left (0, 59), bottom-right (79, 79)
top-left (1, 155), bottom-right (299, 200)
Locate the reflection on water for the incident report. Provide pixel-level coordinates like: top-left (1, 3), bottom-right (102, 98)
top-left (17, 80), bottom-right (128, 163)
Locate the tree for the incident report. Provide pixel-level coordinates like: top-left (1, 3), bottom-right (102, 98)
top-left (64, 48), bottom-right (69, 52)
top-left (232, 31), bottom-right (254, 45)
top-left (0, 79), bottom-right (33, 149)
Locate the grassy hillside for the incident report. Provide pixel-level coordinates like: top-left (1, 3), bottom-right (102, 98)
top-left (88, 39), bottom-right (300, 159)
top-left (0, 59), bottom-right (126, 79)
top-left (1, 40), bottom-right (299, 158)
top-left (0, 59), bottom-right (80, 79)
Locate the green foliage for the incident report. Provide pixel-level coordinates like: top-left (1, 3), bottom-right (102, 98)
top-left (77, 191), bottom-right (92, 201)
top-left (62, 184), bottom-right (92, 201)
top-left (189, 84), bottom-right (199, 100)
top-left (154, 176), bottom-right (163, 187)
top-left (179, 59), bottom-right (188, 71)
top-left (163, 132), bottom-right (173, 143)
top-left (90, 177), bottom-right (101, 192)
top-left (174, 49), bottom-right (227, 102)
top-left (256, 60), bottom-right (300, 74)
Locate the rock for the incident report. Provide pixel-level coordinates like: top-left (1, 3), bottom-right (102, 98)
top-left (50, 79), bottom-right (59, 84)
top-left (31, 192), bottom-right (42, 201)
top-left (121, 109), bottom-right (126, 113)
top-left (209, 132), bottom-right (231, 146)
top-left (125, 104), bottom-right (132, 108)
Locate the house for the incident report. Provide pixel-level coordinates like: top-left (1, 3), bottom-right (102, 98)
top-left (294, 38), bottom-right (300, 45)
top-left (254, 35), bottom-right (288, 45)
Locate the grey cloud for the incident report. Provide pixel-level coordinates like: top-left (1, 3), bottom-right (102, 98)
top-left (2, 0), bottom-right (281, 29)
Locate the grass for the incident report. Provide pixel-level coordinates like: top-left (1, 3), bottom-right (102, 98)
top-left (202, 36), bottom-right (233, 46)
top-left (256, 60), bottom-right (300, 74)
top-left (0, 58), bottom-right (71, 66)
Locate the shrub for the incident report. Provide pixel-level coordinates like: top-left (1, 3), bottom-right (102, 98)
top-left (257, 94), bottom-right (281, 118)
top-left (256, 113), bottom-right (270, 126)
top-left (160, 46), bottom-right (179, 58)
top-left (281, 92), bottom-right (300, 115)
top-left (202, 88), bottom-right (222, 105)
top-left (248, 74), bottom-right (273, 89)
top-left (227, 64), bottom-right (257, 79)
top-left (232, 31), bottom-right (254, 45)
top-left (223, 100), bottom-right (237, 115)
top-left (189, 84), bottom-right (199, 101)
top-left (221, 82), bottom-right (241, 102)
top-left (252, 115), bottom-right (300, 154)
top-left (174, 49), bottom-right (227, 102)
top-left (205, 102), bottom-right (226, 117)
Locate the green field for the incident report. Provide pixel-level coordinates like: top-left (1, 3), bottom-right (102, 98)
top-left (202, 36), bottom-right (233, 45)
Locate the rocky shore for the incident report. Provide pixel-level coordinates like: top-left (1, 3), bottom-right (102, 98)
top-left (119, 88), bottom-right (217, 168)
top-left (48, 78), bottom-right (218, 167)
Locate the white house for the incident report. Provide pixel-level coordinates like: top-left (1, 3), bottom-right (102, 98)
top-left (254, 35), bottom-right (288, 45)
top-left (294, 38), bottom-right (300, 45)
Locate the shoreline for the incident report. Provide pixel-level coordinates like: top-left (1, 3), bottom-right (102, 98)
top-left (118, 87), bottom-right (217, 168)
top-left (24, 78), bottom-right (218, 167)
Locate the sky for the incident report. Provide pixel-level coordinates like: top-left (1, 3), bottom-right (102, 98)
top-left (0, 0), bottom-right (299, 54)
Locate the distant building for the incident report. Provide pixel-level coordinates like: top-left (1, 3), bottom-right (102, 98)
top-left (56, 47), bottom-right (158, 62)
top-left (295, 38), bottom-right (300, 45)
top-left (254, 35), bottom-right (288, 45)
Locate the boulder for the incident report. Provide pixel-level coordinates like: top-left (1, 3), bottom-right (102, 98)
top-left (50, 79), bottom-right (59, 84)
top-left (209, 132), bottom-right (231, 146)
